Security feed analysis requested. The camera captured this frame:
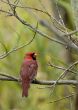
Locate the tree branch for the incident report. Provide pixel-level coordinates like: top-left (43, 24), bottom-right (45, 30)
top-left (32, 79), bottom-right (78, 85)
top-left (15, 12), bottom-right (78, 52)
top-left (1, 0), bottom-right (78, 53)
top-left (48, 62), bottom-right (78, 75)
top-left (48, 61), bottom-right (78, 96)
top-left (0, 76), bottom-right (78, 86)
top-left (0, 21), bottom-right (38, 59)
top-left (49, 92), bottom-right (77, 103)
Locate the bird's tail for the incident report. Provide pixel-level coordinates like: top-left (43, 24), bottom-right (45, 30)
top-left (22, 79), bottom-right (30, 97)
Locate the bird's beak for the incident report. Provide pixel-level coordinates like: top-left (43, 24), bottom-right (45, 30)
top-left (34, 53), bottom-right (37, 56)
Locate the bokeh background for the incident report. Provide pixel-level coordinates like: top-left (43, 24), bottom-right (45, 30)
top-left (0, 0), bottom-right (77, 110)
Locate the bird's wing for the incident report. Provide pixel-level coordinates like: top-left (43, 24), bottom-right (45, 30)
top-left (20, 60), bottom-right (38, 81)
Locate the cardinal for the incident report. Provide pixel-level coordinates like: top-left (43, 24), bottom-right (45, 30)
top-left (20, 52), bottom-right (38, 97)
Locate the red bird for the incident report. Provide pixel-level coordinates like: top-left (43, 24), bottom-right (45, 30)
top-left (20, 52), bottom-right (38, 97)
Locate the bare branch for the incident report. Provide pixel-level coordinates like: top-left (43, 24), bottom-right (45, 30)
top-left (0, 0), bottom-right (65, 28)
top-left (59, 61), bottom-right (78, 79)
top-left (0, 8), bottom-right (65, 45)
top-left (49, 60), bottom-right (78, 96)
top-left (0, 75), bottom-right (78, 85)
top-left (0, 22), bottom-right (38, 59)
top-left (0, 9), bottom-right (13, 16)
top-left (40, 20), bottom-right (78, 52)
top-left (49, 92), bottom-right (77, 103)
top-left (0, 72), bottom-right (78, 85)
top-left (48, 62), bottom-right (78, 75)
top-left (0, 72), bottom-right (19, 80)
top-left (0, 77), bottom-right (19, 82)
top-left (63, 30), bottom-right (78, 36)
top-left (1, 0), bottom-right (78, 53)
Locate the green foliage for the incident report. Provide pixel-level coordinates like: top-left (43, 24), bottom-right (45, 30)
top-left (0, 0), bottom-right (76, 110)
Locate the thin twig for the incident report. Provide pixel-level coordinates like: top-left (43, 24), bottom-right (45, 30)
top-left (49, 61), bottom-right (78, 96)
top-left (59, 61), bottom-right (78, 79)
top-left (0, 7), bottom-right (65, 45)
top-left (63, 30), bottom-right (78, 37)
top-left (1, 2), bottom-right (78, 52)
top-left (0, 9), bottom-right (13, 16)
top-left (0, 77), bottom-right (19, 81)
top-left (0, 21), bottom-right (38, 59)
top-left (49, 92), bottom-right (77, 103)
top-left (0, 0), bottom-right (66, 29)
top-left (48, 62), bottom-right (78, 75)
top-left (0, 72), bottom-right (18, 80)
top-left (1, 0), bottom-right (78, 53)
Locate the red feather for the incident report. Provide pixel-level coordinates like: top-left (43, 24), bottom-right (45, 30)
top-left (20, 52), bottom-right (38, 97)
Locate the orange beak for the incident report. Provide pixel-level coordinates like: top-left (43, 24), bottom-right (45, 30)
top-left (34, 53), bottom-right (37, 56)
